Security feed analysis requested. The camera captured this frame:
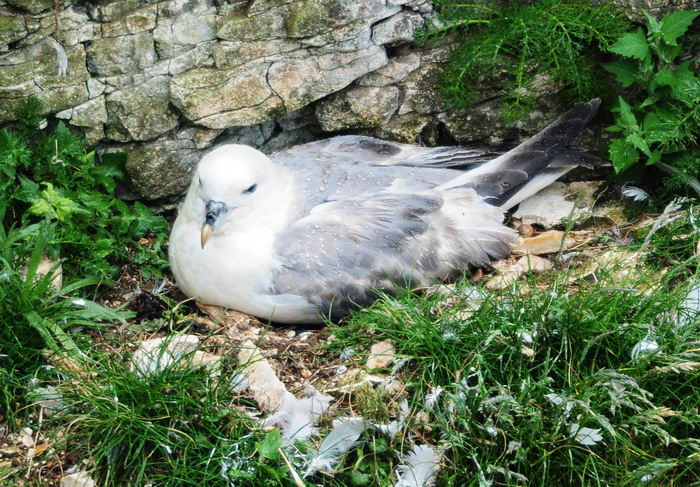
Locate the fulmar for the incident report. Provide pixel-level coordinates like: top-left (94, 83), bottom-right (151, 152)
top-left (169, 99), bottom-right (601, 323)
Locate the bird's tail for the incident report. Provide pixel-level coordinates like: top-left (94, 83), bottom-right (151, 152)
top-left (437, 99), bottom-right (602, 210)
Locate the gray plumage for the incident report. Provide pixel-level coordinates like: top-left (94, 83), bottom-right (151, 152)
top-left (169, 99), bottom-right (601, 323)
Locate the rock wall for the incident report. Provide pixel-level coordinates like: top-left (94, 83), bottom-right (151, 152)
top-left (1, 0), bottom-right (695, 201)
top-left (1, 0), bottom-right (443, 200)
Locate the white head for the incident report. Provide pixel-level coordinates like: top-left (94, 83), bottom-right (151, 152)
top-left (187, 144), bottom-right (279, 248)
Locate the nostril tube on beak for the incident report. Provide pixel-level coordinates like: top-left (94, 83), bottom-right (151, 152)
top-left (200, 200), bottom-right (229, 249)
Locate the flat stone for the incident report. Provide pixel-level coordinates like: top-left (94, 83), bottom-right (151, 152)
top-left (4, 0), bottom-right (53, 14)
top-left (513, 181), bottom-right (602, 227)
top-left (170, 60), bottom-right (282, 128)
top-left (366, 340), bottom-right (396, 369)
top-left (374, 112), bottom-right (432, 143)
top-left (86, 32), bottom-right (156, 76)
top-left (0, 14), bottom-right (27, 46)
top-left (511, 230), bottom-right (594, 256)
top-left (359, 52), bottom-right (420, 87)
top-left (316, 85), bottom-right (399, 132)
top-left (101, 4), bottom-right (158, 37)
top-left (372, 10), bottom-right (424, 45)
top-left (269, 44), bottom-right (387, 112)
top-left (124, 136), bottom-right (199, 199)
top-left (106, 76), bottom-right (179, 141)
top-left (69, 96), bottom-right (108, 127)
top-left (0, 40), bottom-right (89, 122)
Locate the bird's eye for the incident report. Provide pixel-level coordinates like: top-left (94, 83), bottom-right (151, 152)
top-left (244, 183), bottom-right (257, 194)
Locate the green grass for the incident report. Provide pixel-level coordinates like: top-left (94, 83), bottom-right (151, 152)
top-left (328, 259), bottom-right (700, 485)
top-left (39, 339), bottom-right (291, 487)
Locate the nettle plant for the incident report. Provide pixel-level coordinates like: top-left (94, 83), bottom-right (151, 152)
top-left (0, 100), bottom-right (169, 280)
top-left (604, 11), bottom-right (700, 191)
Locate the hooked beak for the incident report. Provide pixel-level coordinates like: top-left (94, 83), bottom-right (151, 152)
top-left (201, 200), bottom-right (229, 249)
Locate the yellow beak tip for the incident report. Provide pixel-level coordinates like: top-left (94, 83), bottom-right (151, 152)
top-left (200, 224), bottom-right (213, 249)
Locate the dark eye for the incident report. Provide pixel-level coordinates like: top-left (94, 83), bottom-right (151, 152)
top-left (244, 183), bottom-right (257, 194)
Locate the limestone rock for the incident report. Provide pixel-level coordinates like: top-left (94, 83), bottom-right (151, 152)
top-left (0, 13), bottom-right (27, 48)
top-left (374, 112), bottom-right (432, 143)
top-left (124, 136), bottom-right (199, 199)
top-left (4, 0), bottom-right (53, 15)
top-left (0, 39), bottom-right (89, 122)
top-left (87, 0), bottom-right (143, 22)
top-left (101, 4), bottom-right (158, 38)
top-left (86, 32), bottom-right (156, 76)
top-left (106, 76), bottom-right (179, 141)
top-left (372, 10), bottom-right (424, 45)
top-left (397, 60), bottom-right (445, 115)
top-left (359, 52), bottom-right (420, 87)
top-left (444, 99), bottom-right (553, 145)
top-left (316, 86), bottom-right (399, 132)
top-left (213, 39), bottom-right (301, 69)
top-left (170, 60), bottom-right (282, 128)
top-left (604, 0), bottom-right (700, 22)
top-left (268, 44), bottom-right (388, 112)
top-left (59, 96), bottom-right (109, 128)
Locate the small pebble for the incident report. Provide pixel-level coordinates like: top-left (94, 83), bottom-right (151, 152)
top-left (517, 223), bottom-right (534, 237)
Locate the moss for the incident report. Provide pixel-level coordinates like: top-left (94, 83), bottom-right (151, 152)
top-left (285, 0), bottom-right (342, 38)
top-left (0, 15), bottom-right (21, 32)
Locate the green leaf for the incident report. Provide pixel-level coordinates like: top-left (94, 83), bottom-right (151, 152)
top-left (608, 29), bottom-right (649, 61)
top-left (659, 10), bottom-right (699, 46)
top-left (602, 61), bottom-right (639, 87)
top-left (654, 69), bottom-right (676, 87)
top-left (626, 133), bottom-right (652, 157)
top-left (647, 150), bottom-right (662, 165)
top-left (642, 11), bottom-right (661, 35)
top-left (609, 138), bottom-right (640, 173)
top-left (257, 429), bottom-right (281, 460)
top-left (617, 97), bottom-right (637, 128)
top-left (350, 471), bottom-right (371, 486)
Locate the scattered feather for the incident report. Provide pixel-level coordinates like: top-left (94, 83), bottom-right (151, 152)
top-left (424, 387), bottom-right (443, 410)
top-left (395, 444), bottom-right (440, 487)
top-left (339, 347), bottom-right (356, 361)
top-left (372, 399), bottom-right (410, 438)
top-left (621, 184), bottom-right (649, 202)
top-left (131, 335), bottom-right (199, 377)
top-left (631, 332), bottom-right (659, 360)
top-left (569, 423), bottom-right (603, 446)
top-left (304, 418), bottom-right (366, 476)
top-left (263, 388), bottom-right (333, 441)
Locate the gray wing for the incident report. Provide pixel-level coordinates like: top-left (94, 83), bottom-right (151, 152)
top-left (272, 135), bottom-right (504, 212)
top-left (267, 191), bottom-right (512, 320)
top-left (272, 135), bottom-right (502, 170)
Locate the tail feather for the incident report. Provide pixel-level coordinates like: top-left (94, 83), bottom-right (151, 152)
top-left (437, 99), bottom-right (602, 208)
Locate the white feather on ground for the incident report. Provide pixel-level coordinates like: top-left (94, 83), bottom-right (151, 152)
top-left (262, 388), bottom-right (333, 441)
top-left (372, 399), bottom-right (410, 438)
top-left (394, 444), bottom-right (441, 487)
top-left (304, 418), bottom-right (367, 477)
top-left (621, 184), bottom-right (650, 202)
